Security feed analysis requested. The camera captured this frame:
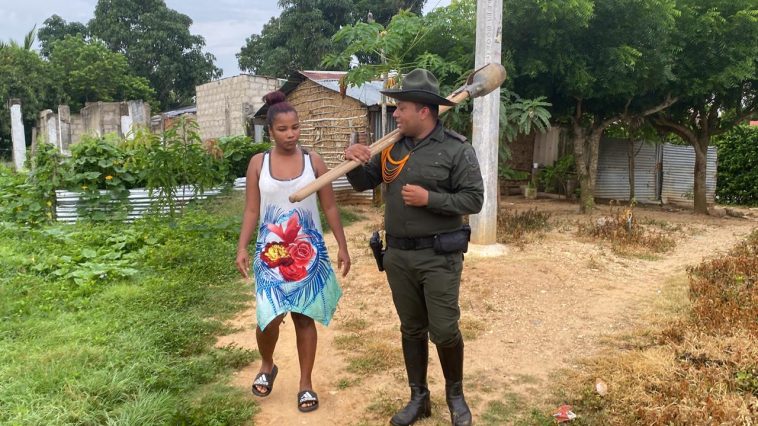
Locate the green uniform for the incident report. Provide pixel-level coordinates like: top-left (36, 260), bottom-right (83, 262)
top-left (347, 122), bottom-right (484, 346)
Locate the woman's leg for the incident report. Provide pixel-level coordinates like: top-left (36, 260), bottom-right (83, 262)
top-left (291, 312), bottom-right (317, 406)
top-left (254, 314), bottom-right (286, 394)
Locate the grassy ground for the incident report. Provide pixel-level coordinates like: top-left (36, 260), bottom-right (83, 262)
top-left (0, 191), bottom-right (361, 425)
top-left (0, 194), bottom-right (259, 425)
top-left (547, 229), bottom-right (758, 424)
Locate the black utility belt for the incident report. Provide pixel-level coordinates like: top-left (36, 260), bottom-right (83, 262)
top-left (386, 225), bottom-right (471, 254)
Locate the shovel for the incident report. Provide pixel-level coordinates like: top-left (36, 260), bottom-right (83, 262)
top-left (288, 63), bottom-right (507, 203)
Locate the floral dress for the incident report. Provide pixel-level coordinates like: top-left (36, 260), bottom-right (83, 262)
top-left (252, 150), bottom-right (342, 330)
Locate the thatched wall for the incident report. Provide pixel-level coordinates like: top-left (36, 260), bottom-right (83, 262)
top-left (287, 80), bottom-right (370, 169)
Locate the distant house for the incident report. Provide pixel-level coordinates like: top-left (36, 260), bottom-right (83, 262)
top-left (150, 105), bottom-right (197, 134)
top-left (254, 70), bottom-right (398, 204)
top-left (196, 75), bottom-right (280, 141)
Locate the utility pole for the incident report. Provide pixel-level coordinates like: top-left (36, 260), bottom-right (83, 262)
top-left (470, 0), bottom-right (503, 245)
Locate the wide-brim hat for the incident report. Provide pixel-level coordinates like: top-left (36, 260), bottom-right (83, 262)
top-left (380, 68), bottom-right (457, 106)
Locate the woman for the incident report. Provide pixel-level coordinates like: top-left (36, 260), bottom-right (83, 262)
top-left (235, 91), bottom-right (350, 413)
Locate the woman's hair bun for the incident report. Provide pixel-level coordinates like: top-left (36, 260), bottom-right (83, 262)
top-left (263, 91), bottom-right (287, 106)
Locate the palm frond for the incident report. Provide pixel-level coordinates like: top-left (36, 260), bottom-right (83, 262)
top-left (23, 24), bottom-right (37, 51)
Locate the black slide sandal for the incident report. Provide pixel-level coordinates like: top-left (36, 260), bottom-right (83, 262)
top-left (251, 365), bottom-right (278, 397)
top-left (297, 389), bottom-right (319, 412)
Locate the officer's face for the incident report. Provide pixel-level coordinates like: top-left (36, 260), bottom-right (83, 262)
top-left (269, 111), bottom-right (301, 151)
top-left (393, 101), bottom-right (427, 138)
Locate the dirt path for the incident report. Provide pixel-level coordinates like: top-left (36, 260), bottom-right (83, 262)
top-left (217, 200), bottom-right (756, 425)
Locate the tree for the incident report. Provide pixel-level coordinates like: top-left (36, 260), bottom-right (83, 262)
top-left (504, 0), bottom-right (679, 212)
top-left (323, 1), bottom-right (551, 176)
top-left (237, 0), bottom-right (425, 77)
top-left (38, 15), bottom-right (89, 57)
top-left (0, 31), bottom-right (51, 153)
top-left (352, 0), bottom-right (424, 25)
top-left (650, 0), bottom-right (758, 214)
top-left (89, 0), bottom-right (221, 110)
top-left (47, 37), bottom-right (155, 111)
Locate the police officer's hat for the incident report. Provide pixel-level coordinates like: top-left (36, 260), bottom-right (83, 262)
top-left (380, 68), bottom-right (457, 106)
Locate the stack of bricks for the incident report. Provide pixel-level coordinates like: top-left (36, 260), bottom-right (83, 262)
top-left (196, 75), bottom-right (279, 141)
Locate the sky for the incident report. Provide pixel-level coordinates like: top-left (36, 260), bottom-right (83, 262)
top-left (0, 0), bottom-right (452, 77)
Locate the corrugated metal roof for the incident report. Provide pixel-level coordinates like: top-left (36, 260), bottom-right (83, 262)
top-left (159, 105), bottom-right (197, 118)
top-left (313, 79), bottom-right (385, 107)
top-left (254, 71), bottom-right (387, 118)
top-left (661, 144), bottom-right (718, 205)
top-left (301, 71), bottom-right (348, 80)
top-left (595, 138), bottom-right (660, 202)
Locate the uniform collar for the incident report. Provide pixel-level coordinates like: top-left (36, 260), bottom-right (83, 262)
top-left (408, 121), bottom-right (444, 147)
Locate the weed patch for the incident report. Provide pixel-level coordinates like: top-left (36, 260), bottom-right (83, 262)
top-left (498, 208), bottom-right (552, 244)
top-left (578, 204), bottom-right (676, 256)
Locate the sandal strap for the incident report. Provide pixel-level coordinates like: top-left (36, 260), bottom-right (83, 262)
top-left (299, 390), bottom-right (318, 404)
top-left (254, 373), bottom-right (271, 387)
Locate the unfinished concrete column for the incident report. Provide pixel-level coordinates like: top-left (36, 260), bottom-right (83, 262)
top-left (10, 99), bottom-right (27, 171)
top-left (58, 105), bottom-right (71, 152)
top-left (45, 111), bottom-right (58, 147)
top-left (254, 125), bottom-right (264, 143)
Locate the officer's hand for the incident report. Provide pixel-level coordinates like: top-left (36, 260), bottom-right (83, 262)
top-left (401, 184), bottom-right (429, 207)
top-left (344, 144), bottom-right (372, 164)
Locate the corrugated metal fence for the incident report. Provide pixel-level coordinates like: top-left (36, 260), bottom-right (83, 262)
top-left (661, 144), bottom-right (718, 204)
top-left (594, 138), bottom-right (718, 204)
top-left (55, 178), bottom-right (246, 223)
top-left (595, 138), bottom-right (661, 203)
top-left (54, 176), bottom-right (371, 223)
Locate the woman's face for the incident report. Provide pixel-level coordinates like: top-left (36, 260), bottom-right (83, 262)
top-left (269, 111), bottom-right (300, 150)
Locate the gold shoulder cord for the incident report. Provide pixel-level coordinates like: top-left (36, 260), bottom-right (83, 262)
top-left (381, 145), bottom-right (410, 183)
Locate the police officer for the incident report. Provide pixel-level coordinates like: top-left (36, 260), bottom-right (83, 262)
top-left (345, 69), bottom-right (484, 426)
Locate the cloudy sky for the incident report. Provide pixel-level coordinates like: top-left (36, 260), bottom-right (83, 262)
top-left (0, 0), bottom-right (452, 77)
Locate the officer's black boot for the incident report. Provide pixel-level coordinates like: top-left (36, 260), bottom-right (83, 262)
top-left (436, 338), bottom-right (472, 426)
top-left (390, 338), bottom-right (431, 426)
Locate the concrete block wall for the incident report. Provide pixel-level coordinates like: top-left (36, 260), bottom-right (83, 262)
top-left (35, 101), bottom-right (150, 153)
top-left (196, 75), bottom-right (279, 140)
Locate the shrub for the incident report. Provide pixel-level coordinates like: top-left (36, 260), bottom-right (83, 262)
top-left (578, 203), bottom-right (676, 255)
top-left (715, 125), bottom-right (758, 206)
top-left (687, 230), bottom-right (758, 333)
top-left (65, 134), bottom-right (135, 221)
top-left (218, 135), bottom-right (271, 181)
top-left (539, 154), bottom-right (575, 194)
top-left (497, 208), bottom-right (551, 243)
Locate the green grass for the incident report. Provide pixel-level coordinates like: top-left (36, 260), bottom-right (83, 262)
top-left (480, 393), bottom-right (554, 426)
top-left (0, 194), bottom-right (261, 425)
top-left (0, 190), bottom-right (364, 425)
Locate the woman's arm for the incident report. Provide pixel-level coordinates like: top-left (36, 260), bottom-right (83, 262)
top-left (236, 153), bottom-right (264, 279)
top-left (312, 152), bottom-right (351, 277)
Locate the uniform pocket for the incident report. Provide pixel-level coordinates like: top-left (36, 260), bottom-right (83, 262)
top-left (443, 252), bottom-right (463, 273)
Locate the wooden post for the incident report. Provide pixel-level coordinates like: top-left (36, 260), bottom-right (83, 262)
top-left (469, 0), bottom-right (503, 245)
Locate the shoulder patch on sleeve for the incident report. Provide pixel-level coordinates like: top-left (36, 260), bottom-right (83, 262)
top-left (443, 128), bottom-right (468, 143)
top-left (464, 146), bottom-right (480, 172)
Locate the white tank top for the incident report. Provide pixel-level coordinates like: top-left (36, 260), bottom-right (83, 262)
top-left (258, 149), bottom-right (322, 233)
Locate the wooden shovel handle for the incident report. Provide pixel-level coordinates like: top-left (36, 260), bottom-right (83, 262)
top-left (288, 89), bottom-right (471, 203)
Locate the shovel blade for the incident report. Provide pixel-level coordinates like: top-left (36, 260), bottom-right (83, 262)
top-left (465, 63), bottom-right (507, 99)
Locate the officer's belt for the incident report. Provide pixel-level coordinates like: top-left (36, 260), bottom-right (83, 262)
top-left (386, 234), bottom-right (436, 250)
